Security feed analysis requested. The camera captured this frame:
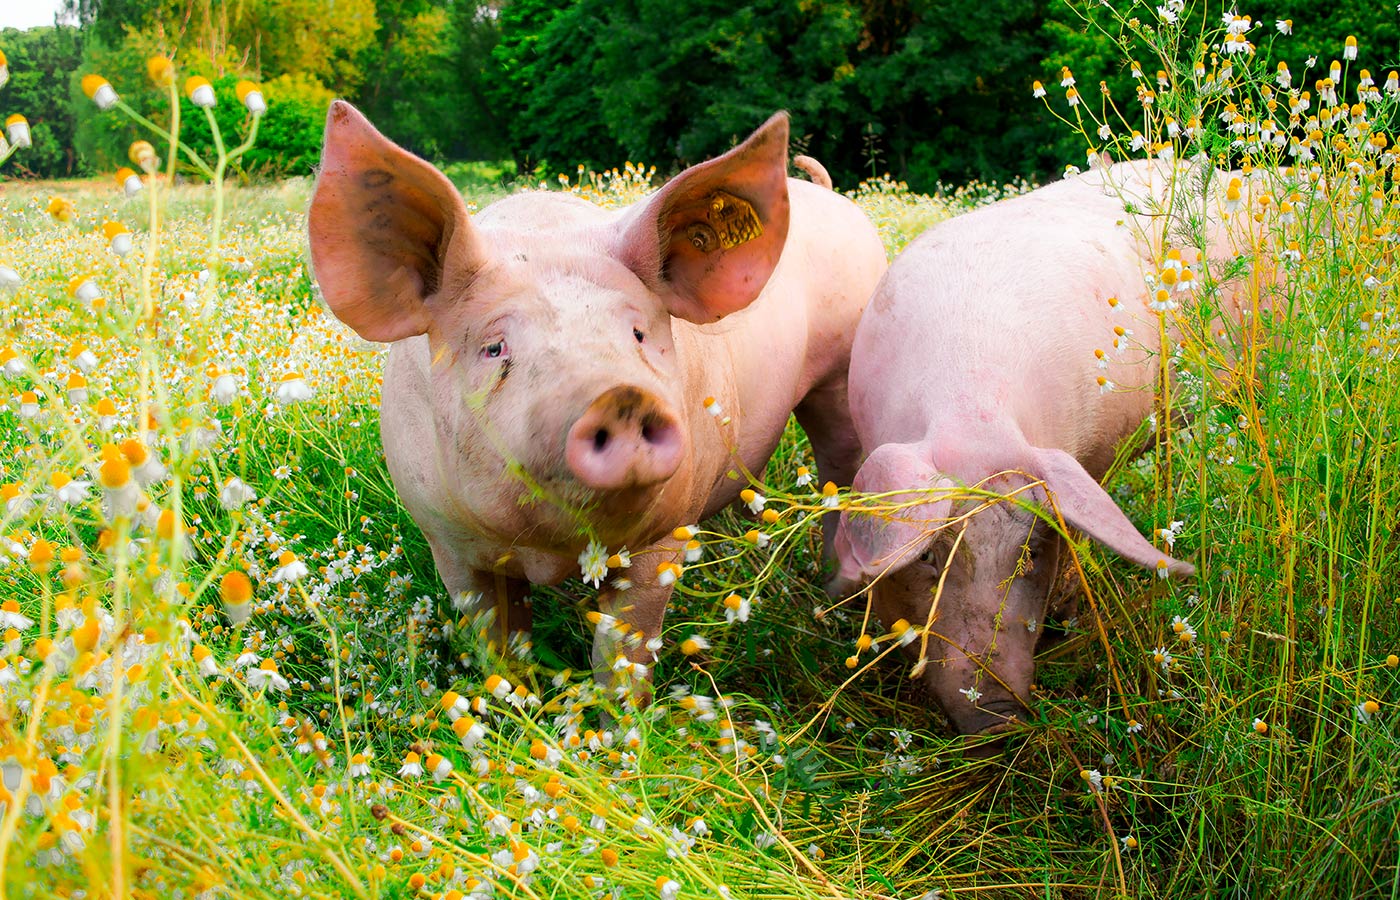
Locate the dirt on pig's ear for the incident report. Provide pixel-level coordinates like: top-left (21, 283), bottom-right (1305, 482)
top-left (614, 112), bottom-right (792, 324)
top-left (308, 100), bottom-right (488, 343)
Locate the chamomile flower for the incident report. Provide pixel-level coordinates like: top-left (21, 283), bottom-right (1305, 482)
top-left (236, 80), bottom-right (266, 115)
top-left (1032, 81), bottom-right (1046, 98)
top-left (453, 715), bottom-right (487, 749)
top-left (275, 372), bottom-right (313, 404)
top-left (269, 550), bottom-right (308, 583)
top-left (1344, 35), bottom-right (1358, 61)
top-left (821, 482), bottom-right (840, 508)
top-left (425, 753), bottom-right (453, 782)
top-left (192, 644), bottom-right (219, 677)
top-left (15, 390), bottom-right (38, 418)
top-left (656, 561), bottom-right (683, 587)
top-left (348, 753), bottom-right (371, 777)
top-left (97, 444), bottom-right (138, 518)
top-left (102, 221), bottom-right (133, 257)
top-left (220, 571), bottom-right (253, 624)
top-left (50, 472), bottom-right (91, 506)
top-left (397, 751), bottom-right (424, 778)
top-left (0, 600), bottom-right (34, 631)
top-left (723, 594), bottom-right (750, 624)
top-left (4, 114), bottom-right (29, 149)
top-left (1276, 18), bottom-right (1292, 34)
top-left (1353, 699), bottom-right (1381, 723)
top-left (578, 540), bottom-right (608, 587)
top-left (185, 76), bottom-right (216, 108)
top-left (68, 275), bottom-right (101, 306)
top-left (959, 685), bottom-right (982, 704)
top-left (1252, 717), bottom-right (1269, 735)
top-left (115, 167), bottom-right (143, 197)
top-left (656, 877), bottom-right (681, 900)
top-left (219, 477), bottom-right (256, 510)
top-left (795, 465), bottom-right (813, 487)
top-left (120, 438), bottom-right (166, 485)
top-left (247, 658), bottom-right (289, 692)
top-left (1151, 646), bottom-right (1173, 670)
top-left (65, 373), bottom-right (87, 403)
top-left (739, 489), bottom-right (766, 514)
top-left (209, 372), bottom-right (238, 405)
top-left (703, 396), bottom-right (722, 416)
top-left (485, 673), bottom-right (512, 700)
top-left (1080, 768), bottom-right (1103, 792)
top-left (81, 74), bottom-right (119, 110)
top-left (679, 634), bottom-right (710, 656)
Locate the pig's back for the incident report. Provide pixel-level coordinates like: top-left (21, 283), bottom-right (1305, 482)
top-left (850, 165), bottom-right (1165, 471)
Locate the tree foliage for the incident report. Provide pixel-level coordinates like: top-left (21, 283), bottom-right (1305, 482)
top-left (0, 25), bottom-right (87, 177)
top-left (7, 0), bottom-right (1398, 186)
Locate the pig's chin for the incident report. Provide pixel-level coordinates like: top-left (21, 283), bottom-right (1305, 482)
top-left (522, 471), bottom-right (681, 553)
top-left (580, 484), bottom-right (674, 546)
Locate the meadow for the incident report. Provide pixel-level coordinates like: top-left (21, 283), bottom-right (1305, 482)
top-left (1, 8), bottom-right (1399, 899)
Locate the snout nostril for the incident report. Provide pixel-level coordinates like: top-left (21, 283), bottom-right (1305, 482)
top-left (640, 423), bottom-right (654, 443)
top-left (593, 428), bottom-right (609, 452)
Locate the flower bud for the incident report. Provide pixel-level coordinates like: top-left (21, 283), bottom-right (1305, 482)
top-left (146, 55), bottom-right (174, 87)
top-left (129, 141), bottom-right (158, 172)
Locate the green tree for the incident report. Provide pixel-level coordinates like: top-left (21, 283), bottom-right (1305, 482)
top-left (0, 25), bottom-right (88, 177)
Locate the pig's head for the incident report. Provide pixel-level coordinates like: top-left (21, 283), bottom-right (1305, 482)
top-left (833, 440), bottom-right (1193, 734)
top-left (307, 102), bottom-right (791, 551)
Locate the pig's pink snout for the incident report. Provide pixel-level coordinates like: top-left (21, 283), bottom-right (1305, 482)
top-left (565, 386), bottom-right (684, 490)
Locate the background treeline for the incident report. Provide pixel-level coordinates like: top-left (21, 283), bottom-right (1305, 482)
top-left (2, 0), bottom-right (1395, 188)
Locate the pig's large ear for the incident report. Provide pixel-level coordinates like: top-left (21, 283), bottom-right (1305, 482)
top-left (614, 113), bottom-right (792, 323)
top-left (835, 442), bottom-right (956, 583)
top-left (1029, 447), bottom-right (1195, 577)
top-left (308, 101), bottom-right (485, 343)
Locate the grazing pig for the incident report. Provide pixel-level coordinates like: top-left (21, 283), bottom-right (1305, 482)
top-left (832, 159), bottom-right (1210, 735)
top-left (308, 102), bottom-right (886, 677)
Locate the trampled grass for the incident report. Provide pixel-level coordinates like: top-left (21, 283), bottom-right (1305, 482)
top-left (1, 5), bottom-right (1399, 898)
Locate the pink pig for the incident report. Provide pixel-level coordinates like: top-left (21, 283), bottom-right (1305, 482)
top-left (832, 159), bottom-right (1213, 736)
top-left (308, 102), bottom-right (886, 674)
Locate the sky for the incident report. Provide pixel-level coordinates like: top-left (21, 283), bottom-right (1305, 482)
top-left (0, 0), bottom-right (71, 31)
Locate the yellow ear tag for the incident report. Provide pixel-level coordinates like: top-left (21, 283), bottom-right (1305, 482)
top-left (706, 191), bottom-right (762, 249)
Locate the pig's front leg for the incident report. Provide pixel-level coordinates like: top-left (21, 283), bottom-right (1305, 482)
top-left (589, 536), bottom-right (682, 703)
top-left (426, 533), bottom-right (534, 636)
top-left (794, 377), bottom-right (862, 592)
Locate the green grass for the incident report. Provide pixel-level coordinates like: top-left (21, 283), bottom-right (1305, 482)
top-left (1, 6), bottom-right (1398, 897)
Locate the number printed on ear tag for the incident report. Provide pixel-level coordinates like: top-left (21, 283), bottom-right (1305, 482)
top-left (706, 191), bottom-right (762, 249)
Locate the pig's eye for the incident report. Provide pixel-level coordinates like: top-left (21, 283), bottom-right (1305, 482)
top-left (633, 328), bottom-right (645, 344)
top-left (482, 340), bottom-right (507, 360)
